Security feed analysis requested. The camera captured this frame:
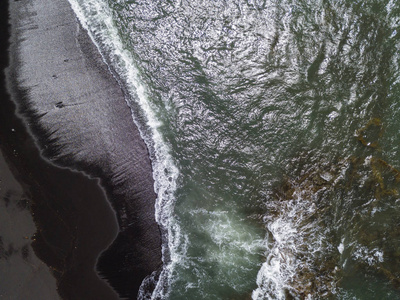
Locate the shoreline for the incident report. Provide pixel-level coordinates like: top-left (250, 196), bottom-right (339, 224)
top-left (2, 0), bottom-right (162, 298)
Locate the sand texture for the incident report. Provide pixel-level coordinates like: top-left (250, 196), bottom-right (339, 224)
top-left (4, 0), bottom-right (163, 298)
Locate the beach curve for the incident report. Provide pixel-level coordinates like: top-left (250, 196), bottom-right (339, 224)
top-left (5, 0), bottom-right (162, 298)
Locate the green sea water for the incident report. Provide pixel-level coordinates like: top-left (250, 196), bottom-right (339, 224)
top-left (69, 0), bottom-right (400, 298)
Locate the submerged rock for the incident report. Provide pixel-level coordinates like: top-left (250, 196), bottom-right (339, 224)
top-left (261, 139), bottom-right (400, 299)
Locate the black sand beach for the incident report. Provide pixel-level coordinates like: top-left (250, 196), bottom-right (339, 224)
top-left (1, 0), bottom-right (162, 299)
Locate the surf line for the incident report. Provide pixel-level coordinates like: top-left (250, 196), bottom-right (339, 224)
top-left (66, 0), bottom-right (182, 298)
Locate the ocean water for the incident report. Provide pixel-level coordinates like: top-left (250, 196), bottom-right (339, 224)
top-left (68, 0), bottom-right (400, 299)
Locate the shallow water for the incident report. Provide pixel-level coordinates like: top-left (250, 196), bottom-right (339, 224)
top-left (68, 0), bottom-right (400, 298)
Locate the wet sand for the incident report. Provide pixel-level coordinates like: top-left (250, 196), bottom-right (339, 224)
top-left (0, 149), bottom-right (60, 298)
top-left (1, 0), bottom-right (162, 298)
top-left (0, 101), bottom-right (120, 300)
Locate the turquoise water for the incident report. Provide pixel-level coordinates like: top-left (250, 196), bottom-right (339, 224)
top-left (69, 0), bottom-right (400, 298)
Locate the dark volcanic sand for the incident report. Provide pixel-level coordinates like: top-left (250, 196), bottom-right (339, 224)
top-left (0, 91), bottom-right (120, 300)
top-left (0, 151), bottom-right (60, 300)
top-left (1, 0), bottom-right (163, 298)
top-left (1, 2), bottom-right (117, 299)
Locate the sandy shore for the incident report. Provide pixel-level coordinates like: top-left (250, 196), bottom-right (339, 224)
top-left (0, 148), bottom-right (60, 299)
top-left (2, 0), bottom-right (162, 298)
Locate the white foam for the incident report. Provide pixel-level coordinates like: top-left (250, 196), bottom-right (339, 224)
top-left (338, 239), bottom-right (344, 254)
top-left (253, 188), bottom-right (336, 300)
top-left (66, 0), bottom-right (181, 298)
top-left (352, 245), bottom-right (384, 266)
